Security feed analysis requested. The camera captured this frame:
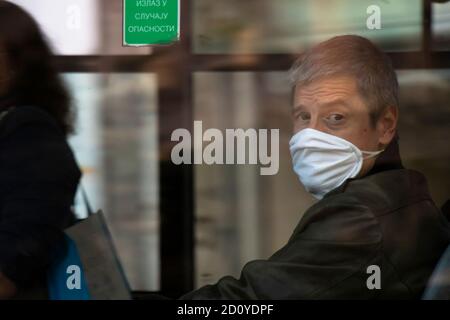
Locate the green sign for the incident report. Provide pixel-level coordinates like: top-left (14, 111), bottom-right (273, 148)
top-left (123, 0), bottom-right (180, 46)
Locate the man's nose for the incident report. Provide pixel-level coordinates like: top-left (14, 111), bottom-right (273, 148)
top-left (307, 116), bottom-right (325, 132)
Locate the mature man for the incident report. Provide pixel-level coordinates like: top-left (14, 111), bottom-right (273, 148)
top-left (182, 35), bottom-right (450, 299)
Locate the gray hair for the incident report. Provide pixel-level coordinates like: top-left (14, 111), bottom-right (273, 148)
top-left (289, 35), bottom-right (399, 126)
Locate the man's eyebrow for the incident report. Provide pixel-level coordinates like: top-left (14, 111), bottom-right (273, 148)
top-left (293, 99), bottom-right (349, 112)
top-left (293, 104), bottom-right (307, 113)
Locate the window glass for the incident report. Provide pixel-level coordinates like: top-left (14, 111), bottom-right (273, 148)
top-left (10, 0), bottom-right (151, 55)
top-left (193, 70), bottom-right (450, 288)
top-left (193, 72), bottom-right (313, 287)
top-left (65, 73), bottom-right (159, 291)
top-left (193, 0), bottom-right (422, 54)
top-left (397, 69), bottom-right (450, 207)
top-left (433, 2), bottom-right (450, 50)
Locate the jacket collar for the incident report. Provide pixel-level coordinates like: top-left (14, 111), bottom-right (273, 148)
top-left (366, 131), bottom-right (404, 176)
top-left (324, 132), bottom-right (404, 199)
top-left (322, 134), bottom-right (433, 213)
top-left (325, 169), bottom-right (432, 216)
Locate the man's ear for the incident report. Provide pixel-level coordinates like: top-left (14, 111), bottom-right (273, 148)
top-left (377, 105), bottom-right (398, 147)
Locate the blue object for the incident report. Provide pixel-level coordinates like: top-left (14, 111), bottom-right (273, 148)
top-left (47, 234), bottom-right (91, 300)
top-left (423, 244), bottom-right (450, 300)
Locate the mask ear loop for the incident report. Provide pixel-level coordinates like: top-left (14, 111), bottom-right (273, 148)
top-left (362, 149), bottom-right (385, 159)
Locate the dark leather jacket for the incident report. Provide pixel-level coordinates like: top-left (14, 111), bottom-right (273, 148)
top-left (0, 104), bottom-right (81, 291)
top-left (182, 138), bottom-right (450, 300)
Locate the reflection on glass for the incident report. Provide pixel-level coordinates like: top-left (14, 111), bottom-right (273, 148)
top-left (397, 70), bottom-right (450, 207)
top-left (65, 73), bottom-right (160, 291)
top-left (433, 2), bottom-right (450, 50)
top-left (10, 0), bottom-right (151, 55)
top-left (193, 0), bottom-right (422, 54)
top-left (65, 74), bottom-right (104, 217)
top-left (194, 72), bottom-right (313, 288)
top-left (11, 0), bottom-right (99, 54)
top-left (193, 70), bottom-right (450, 289)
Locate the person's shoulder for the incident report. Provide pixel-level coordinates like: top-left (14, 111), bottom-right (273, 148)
top-left (0, 105), bottom-right (64, 139)
top-left (289, 169), bottom-right (430, 248)
top-left (292, 192), bottom-right (382, 244)
top-left (338, 169), bottom-right (432, 217)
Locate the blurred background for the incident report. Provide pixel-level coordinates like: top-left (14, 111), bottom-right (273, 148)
top-left (8, 0), bottom-right (450, 297)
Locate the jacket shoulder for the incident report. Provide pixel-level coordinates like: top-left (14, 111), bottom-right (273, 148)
top-left (0, 105), bottom-right (64, 139)
top-left (0, 105), bottom-right (81, 185)
top-left (292, 193), bottom-right (382, 244)
top-left (335, 169), bottom-right (433, 217)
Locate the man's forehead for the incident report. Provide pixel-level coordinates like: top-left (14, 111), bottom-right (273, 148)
top-left (293, 76), bottom-right (359, 104)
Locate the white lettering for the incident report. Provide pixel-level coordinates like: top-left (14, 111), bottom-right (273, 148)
top-left (66, 5), bottom-right (81, 30)
top-left (66, 265), bottom-right (82, 290)
top-left (366, 265), bottom-right (381, 290)
top-left (170, 121), bottom-right (280, 175)
top-left (366, 5), bottom-right (382, 30)
top-left (171, 129), bottom-right (191, 164)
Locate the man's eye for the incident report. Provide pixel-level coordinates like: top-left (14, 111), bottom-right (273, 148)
top-left (298, 112), bottom-right (310, 121)
top-left (327, 114), bottom-right (344, 123)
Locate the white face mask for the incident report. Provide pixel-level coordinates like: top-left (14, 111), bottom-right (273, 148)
top-left (289, 128), bottom-right (384, 200)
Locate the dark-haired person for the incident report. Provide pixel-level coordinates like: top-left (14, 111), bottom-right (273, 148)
top-left (181, 35), bottom-right (450, 299)
top-left (0, 1), bottom-right (80, 299)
